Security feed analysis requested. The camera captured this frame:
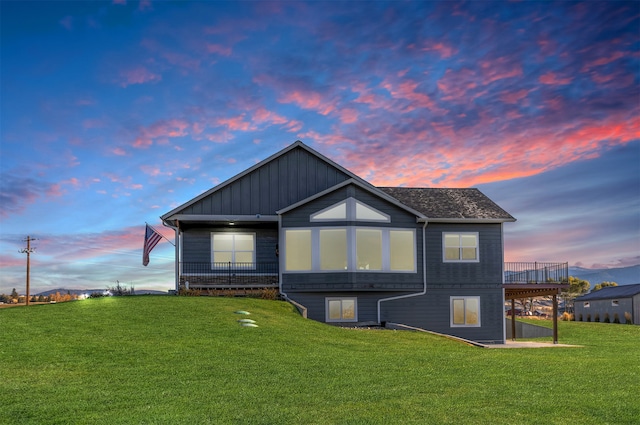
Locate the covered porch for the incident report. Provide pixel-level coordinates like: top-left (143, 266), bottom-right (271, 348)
top-left (504, 262), bottom-right (570, 344)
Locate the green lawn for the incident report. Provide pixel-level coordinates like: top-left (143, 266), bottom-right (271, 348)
top-left (1, 296), bottom-right (638, 424)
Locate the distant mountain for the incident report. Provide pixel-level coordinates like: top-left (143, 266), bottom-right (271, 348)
top-left (569, 265), bottom-right (640, 286)
top-left (35, 288), bottom-right (167, 296)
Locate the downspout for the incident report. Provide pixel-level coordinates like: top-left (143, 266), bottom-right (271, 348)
top-left (277, 214), bottom-right (308, 318)
top-left (377, 220), bottom-right (428, 324)
top-left (501, 222), bottom-right (507, 343)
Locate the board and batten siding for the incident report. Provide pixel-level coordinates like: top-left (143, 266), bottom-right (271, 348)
top-left (181, 226), bottom-right (278, 264)
top-left (181, 147), bottom-right (351, 216)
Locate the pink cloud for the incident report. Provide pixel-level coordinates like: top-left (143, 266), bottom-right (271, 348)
top-left (417, 40), bottom-right (458, 58)
top-left (539, 72), bottom-right (573, 85)
top-left (215, 116), bottom-right (254, 131)
top-left (133, 119), bottom-right (190, 149)
top-left (478, 57), bottom-right (523, 84)
top-left (436, 68), bottom-right (485, 103)
top-left (581, 51), bottom-right (625, 71)
top-left (499, 89), bottom-right (530, 104)
top-left (338, 108), bottom-right (358, 124)
top-left (112, 147), bottom-right (127, 156)
top-left (279, 91), bottom-right (336, 116)
top-left (206, 43), bottom-right (232, 56)
top-left (382, 78), bottom-right (441, 113)
top-left (117, 66), bottom-right (161, 88)
top-left (0, 255), bottom-right (24, 268)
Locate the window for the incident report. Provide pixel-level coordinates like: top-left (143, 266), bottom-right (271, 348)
top-left (443, 233), bottom-right (478, 262)
top-left (326, 298), bottom-right (357, 322)
top-left (612, 300), bottom-right (619, 307)
top-left (390, 230), bottom-right (415, 271)
top-left (211, 233), bottom-right (255, 268)
top-left (356, 228), bottom-right (382, 270)
top-left (312, 201), bottom-right (347, 221)
top-left (283, 227), bottom-right (416, 272)
top-left (584, 302), bottom-right (590, 308)
top-left (311, 198), bottom-right (390, 223)
top-left (320, 229), bottom-right (347, 270)
top-left (451, 296), bottom-right (480, 327)
top-left (285, 230), bottom-right (311, 271)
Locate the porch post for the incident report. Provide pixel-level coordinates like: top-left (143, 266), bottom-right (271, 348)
top-left (511, 298), bottom-right (516, 341)
top-left (553, 294), bottom-right (558, 344)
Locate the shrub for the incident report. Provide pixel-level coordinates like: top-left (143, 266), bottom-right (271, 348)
top-left (107, 281), bottom-right (134, 296)
top-left (89, 292), bottom-right (105, 298)
top-left (560, 312), bottom-right (573, 321)
top-left (613, 314), bottom-right (620, 324)
top-left (179, 288), bottom-right (201, 296)
top-left (594, 313), bottom-right (600, 323)
top-left (578, 314), bottom-right (583, 322)
top-left (586, 314), bottom-right (591, 322)
top-left (603, 313), bottom-right (610, 323)
top-left (260, 288), bottom-right (279, 300)
top-left (624, 311), bottom-right (633, 324)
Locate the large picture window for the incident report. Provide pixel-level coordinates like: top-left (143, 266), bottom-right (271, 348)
top-left (283, 227), bottom-right (416, 272)
top-left (326, 298), bottom-right (357, 322)
top-left (320, 229), bottom-right (347, 270)
top-left (211, 233), bottom-right (255, 269)
top-left (356, 229), bottom-right (382, 270)
top-left (451, 296), bottom-right (480, 327)
top-left (285, 230), bottom-right (311, 271)
top-left (443, 233), bottom-right (478, 262)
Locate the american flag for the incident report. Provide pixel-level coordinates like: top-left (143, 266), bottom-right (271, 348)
top-left (142, 224), bottom-right (163, 266)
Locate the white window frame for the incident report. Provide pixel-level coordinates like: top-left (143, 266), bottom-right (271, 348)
top-left (326, 297), bottom-right (358, 322)
top-left (443, 232), bottom-right (479, 263)
top-left (584, 302), bottom-right (590, 308)
top-left (282, 227), bottom-right (416, 273)
top-left (211, 232), bottom-right (256, 270)
top-left (611, 300), bottom-right (619, 307)
top-left (450, 296), bottom-right (481, 327)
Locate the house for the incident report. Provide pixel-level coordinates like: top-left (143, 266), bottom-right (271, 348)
top-left (574, 284), bottom-right (640, 324)
top-left (161, 141), bottom-right (555, 344)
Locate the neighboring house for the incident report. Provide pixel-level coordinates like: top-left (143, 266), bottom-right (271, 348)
top-left (161, 141), bottom-right (523, 343)
top-left (574, 284), bottom-right (640, 324)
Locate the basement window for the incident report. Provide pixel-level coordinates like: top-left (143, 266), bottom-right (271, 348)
top-left (451, 296), bottom-right (481, 327)
top-left (326, 298), bottom-right (357, 322)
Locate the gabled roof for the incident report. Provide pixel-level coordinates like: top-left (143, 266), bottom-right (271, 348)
top-left (161, 141), bottom-right (374, 221)
top-left (379, 187), bottom-right (516, 222)
top-left (277, 178), bottom-right (426, 219)
top-left (161, 141), bottom-right (515, 223)
top-left (575, 283), bottom-right (640, 301)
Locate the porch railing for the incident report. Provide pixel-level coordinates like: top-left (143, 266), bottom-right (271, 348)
top-left (180, 262), bottom-right (279, 287)
top-left (504, 262), bottom-right (568, 284)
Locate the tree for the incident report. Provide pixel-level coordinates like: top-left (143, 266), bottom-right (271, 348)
top-left (593, 281), bottom-right (618, 291)
top-left (10, 288), bottom-right (18, 299)
top-left (568, 276), bottom-right (590, 295)
top-left (562, 276), bottom-right (590, 313)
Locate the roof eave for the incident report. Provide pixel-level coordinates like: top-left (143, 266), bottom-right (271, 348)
top-left (419, 217), bottom-right (517, 223)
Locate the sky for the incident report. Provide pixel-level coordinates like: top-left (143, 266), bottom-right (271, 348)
top-left (1, 1), bottom-right (638, 294)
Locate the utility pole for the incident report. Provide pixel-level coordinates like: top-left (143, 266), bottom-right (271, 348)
top-left (19, 236), bottom-right (36, 306)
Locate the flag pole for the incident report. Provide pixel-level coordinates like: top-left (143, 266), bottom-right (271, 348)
top-left (146, 222), bottom-right (175, 246)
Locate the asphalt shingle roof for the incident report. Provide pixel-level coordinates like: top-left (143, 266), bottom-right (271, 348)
top-left (575, 283), bottom-right (640, 301)
top-left (379, 187), bottom-right (515, 221)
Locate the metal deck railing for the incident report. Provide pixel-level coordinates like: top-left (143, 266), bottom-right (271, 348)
top-left (179, 262), bottom-right (279, 287)
top-left (504, 262), bottom-right (569, 284)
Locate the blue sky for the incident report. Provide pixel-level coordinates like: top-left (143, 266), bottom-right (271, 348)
top-left (1, 1), bottom-right (638, 294)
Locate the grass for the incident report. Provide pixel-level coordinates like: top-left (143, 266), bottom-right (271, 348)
top-left (1, 296), bottom-right (638, 424)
